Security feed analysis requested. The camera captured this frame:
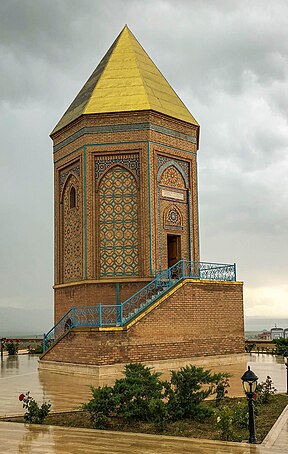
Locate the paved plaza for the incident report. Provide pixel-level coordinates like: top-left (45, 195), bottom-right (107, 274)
top-left (0, 353), bottom-right (288, 453)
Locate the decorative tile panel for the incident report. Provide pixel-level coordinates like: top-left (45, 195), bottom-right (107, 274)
top-left (164, 205), bottom-right (183, 230)
top-left (60, 165), bottom-right (80, 192)
top-left (62, 174), bottom-right (83, 282)
top-left (160, 165), bottom-right (186, 189)
top-left (157, 155), bottom-right (189, 183)
top-left (99, 166), bottom-right (139, 276)
top-left (95, 155), bottom-right (140, 183)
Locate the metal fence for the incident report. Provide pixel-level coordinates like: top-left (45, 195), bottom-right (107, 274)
top-left (43, 259), bottom-right (236, 351)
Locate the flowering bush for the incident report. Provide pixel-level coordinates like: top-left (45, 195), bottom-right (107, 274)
top-left (216, 400), bottom-right (251, 440)
top-left (19, 392), bottom-right (51, 424)
top-left (256, 376), bottom-right (277, 404)
top-left (216, 406), bottom-right (234, 441)
top-left (215, 374), bottom-right (230, 406)
top-left (232, 401), bottom-right (249, 429)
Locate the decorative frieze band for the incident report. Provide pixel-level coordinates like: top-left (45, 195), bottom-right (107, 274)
top-left (53, 122), bottom-right (197, 152)
top-left (94, 154), bottom-right (140, 183)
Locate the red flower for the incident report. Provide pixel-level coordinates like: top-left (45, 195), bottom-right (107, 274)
top-left (253, 393), bottom-right (257, 400)
top-left (19, 393), bottom-right (25, 401)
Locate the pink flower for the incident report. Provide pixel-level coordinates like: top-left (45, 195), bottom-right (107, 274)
top-left (19, 393), bottom-right (25, 401)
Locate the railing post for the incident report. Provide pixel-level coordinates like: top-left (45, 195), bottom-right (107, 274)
top-left (72, 306), bottom-right (76, 327)
top-left (181, 259), bottom-right (185, 278)
top-left (43, 334), bottom-right (46, 352)
top-left (119, 304), bottom-right (123, 326)
top-left (99, 304), bottom-right (102, 327)
top-left (234, 263), bottom-right (237, 281)
top-left (168, 267), bottom-right (171, 285)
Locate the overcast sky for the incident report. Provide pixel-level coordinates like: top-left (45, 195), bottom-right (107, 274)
top-left (0, 0), bottom-right (287, 335)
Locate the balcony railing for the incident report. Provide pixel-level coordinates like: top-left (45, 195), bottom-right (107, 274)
top-left (43, 259), bottom-right (236, 351)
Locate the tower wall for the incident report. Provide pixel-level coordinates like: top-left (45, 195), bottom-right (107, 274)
top-left (52, 111), bottom-right (199, 322)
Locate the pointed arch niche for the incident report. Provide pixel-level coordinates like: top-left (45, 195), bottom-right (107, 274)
top-left (98, 165), bottom-right (139, 277)
top-left (61, 173), bottom-right (82, 283)
top-left (157, 161), bottom-right (190, 270)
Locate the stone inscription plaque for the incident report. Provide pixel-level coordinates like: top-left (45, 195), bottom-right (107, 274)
top-left (161, 189), bottom-right (184, 201)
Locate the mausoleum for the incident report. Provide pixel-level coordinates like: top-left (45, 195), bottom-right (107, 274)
top-left (40, 26), bottom-right (244, 373)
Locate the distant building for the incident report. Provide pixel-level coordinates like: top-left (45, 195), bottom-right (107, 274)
top-left (284, 329), bottom-right (288, 339)
top-left (271, 327), bottom-right (284, 340)
top-left (257, 330), bottom-right (271, 340)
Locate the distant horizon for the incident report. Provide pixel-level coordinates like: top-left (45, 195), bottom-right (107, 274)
top-left (245, 315), bottom-right (288, 319)
top-left (244, 316), bottom-right (288, 332)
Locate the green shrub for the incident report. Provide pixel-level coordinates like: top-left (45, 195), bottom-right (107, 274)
top-left (5, 339), bottom-right (19, 355)
top-left (148, 398), bottom-right (169, 432)
top-left (165, 365), bottom-right (228, 420)
top-left (216, 401), bottom-right (249, 441)
top-left (28, 345), bottom-right (43, 355)
top-left (272, 338), bottom-right (288, 355)
top-left (232, 401), bottom-right (249, 429)
top-left (83, 364), bottom-right (165, 427)
top-left (216, 406), bottom-right (234, 440)
top-left (114, 363), bottom-right (164, 422)
top-left (83, 363), bottom-right (231, 427)
top-left (245, 343), bottom-right (255, 353)
top-left (82, 385), bottom-right (116, 428)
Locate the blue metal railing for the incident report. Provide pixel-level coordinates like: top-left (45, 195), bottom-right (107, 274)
top-left (43, 259), bottom-right (236, 351)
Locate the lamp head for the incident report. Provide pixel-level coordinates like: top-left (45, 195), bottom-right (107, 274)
top-left (241, 366), bottom-right (258, 394)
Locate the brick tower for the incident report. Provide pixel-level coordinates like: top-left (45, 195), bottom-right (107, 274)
top-left (41, 26), bottom-right (244, 371)
top-left (51, 25), bottom-right (200, 322)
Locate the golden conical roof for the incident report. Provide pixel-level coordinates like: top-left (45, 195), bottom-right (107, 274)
top-left (52, 26), bottom-right (198, 135)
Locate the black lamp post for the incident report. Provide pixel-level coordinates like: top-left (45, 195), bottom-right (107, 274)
top-left (241, 366), bottom-right (258, 444)
top-left (283, 351), bottom-right (288, 394)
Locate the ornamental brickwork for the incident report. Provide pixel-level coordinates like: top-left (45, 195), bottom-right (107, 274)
top-left (160, 165), bottom-right (186, 189)
top-left (61, 168), bottom-right (82, 283)
top-left (98, 165), bottom-right (139, 277)
top-left (164, 205), bottom-right (183, 230)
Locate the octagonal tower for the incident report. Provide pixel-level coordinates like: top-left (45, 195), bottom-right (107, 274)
top-left (51, 25), bottom-right (200, 322)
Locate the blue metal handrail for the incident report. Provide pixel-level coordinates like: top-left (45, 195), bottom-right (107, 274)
top-left (43, 259), bottom-right (236, 351)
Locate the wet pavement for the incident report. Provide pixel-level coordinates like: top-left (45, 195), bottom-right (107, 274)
top-left (0, 421), bottom-right (286, 454)
top-left (0, 354), bottom-right (107, 416)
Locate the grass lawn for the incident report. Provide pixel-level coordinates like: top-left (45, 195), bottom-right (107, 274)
top-left (3, 394), bottom-right (288, 443)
